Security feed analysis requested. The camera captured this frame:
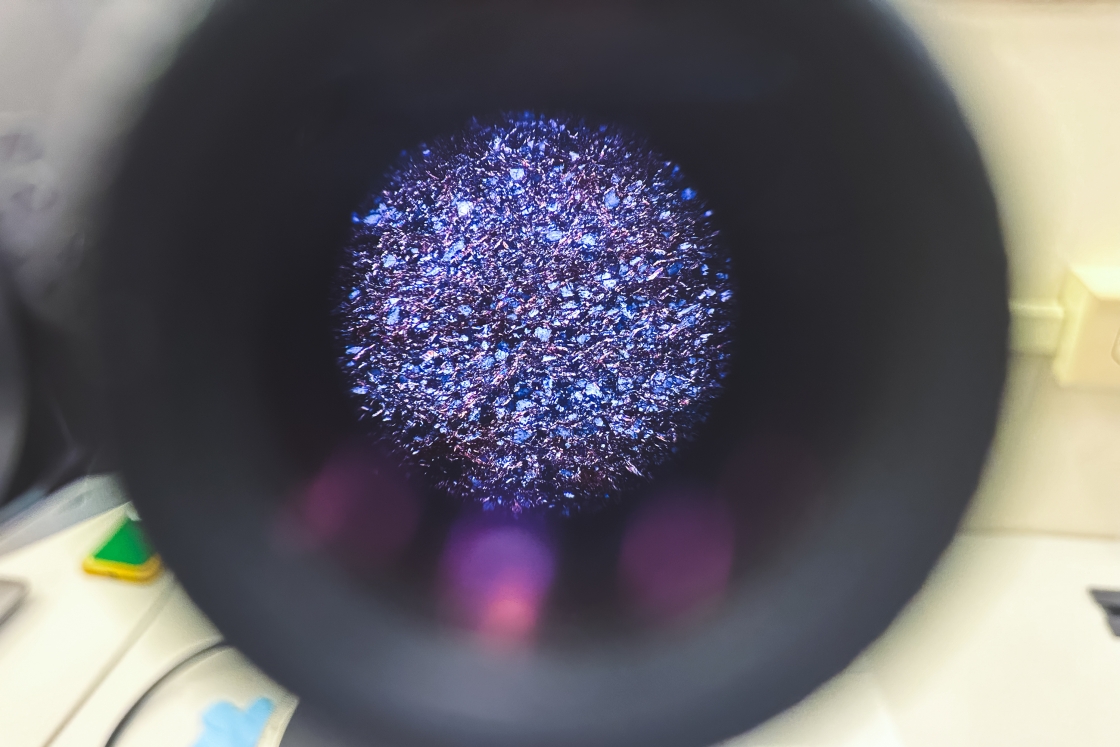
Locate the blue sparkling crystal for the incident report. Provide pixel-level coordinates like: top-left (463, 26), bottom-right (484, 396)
top-left (335, 113), bottom-right (735, 513)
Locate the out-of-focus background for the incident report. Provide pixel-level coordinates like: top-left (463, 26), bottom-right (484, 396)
top-left (1, 1), bottom-right (1119, 745)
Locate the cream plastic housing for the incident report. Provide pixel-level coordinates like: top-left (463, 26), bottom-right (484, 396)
top-left (1009, 300), bottom-right (1065, 356)
top-left (1053, 266), bottom-right (1120, 389)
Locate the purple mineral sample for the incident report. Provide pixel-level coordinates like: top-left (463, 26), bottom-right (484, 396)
top-left (335, 113), bottom-right (735, 514)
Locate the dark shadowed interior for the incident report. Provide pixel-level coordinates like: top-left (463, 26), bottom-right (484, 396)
top-left (96, 2), bottom-right (1007, 747)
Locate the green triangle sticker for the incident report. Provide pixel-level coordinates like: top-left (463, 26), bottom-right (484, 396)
top-left (92, 517), bottom-right (154, 565)
top-left (84, 515), bottom-right (162, 582)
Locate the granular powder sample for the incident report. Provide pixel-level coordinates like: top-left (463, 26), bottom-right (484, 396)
top-left (336, 113), bottom-right (735, 514)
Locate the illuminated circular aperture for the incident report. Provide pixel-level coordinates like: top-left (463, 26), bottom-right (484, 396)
top-left (336, 113), bottom-right (735, 513)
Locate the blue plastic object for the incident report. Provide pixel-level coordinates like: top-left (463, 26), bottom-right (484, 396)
top-left (192, 697), bottom-right (274, 747)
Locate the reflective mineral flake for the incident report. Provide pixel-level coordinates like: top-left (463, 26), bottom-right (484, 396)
top-left (336, 113), bottom-right (735, 514)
